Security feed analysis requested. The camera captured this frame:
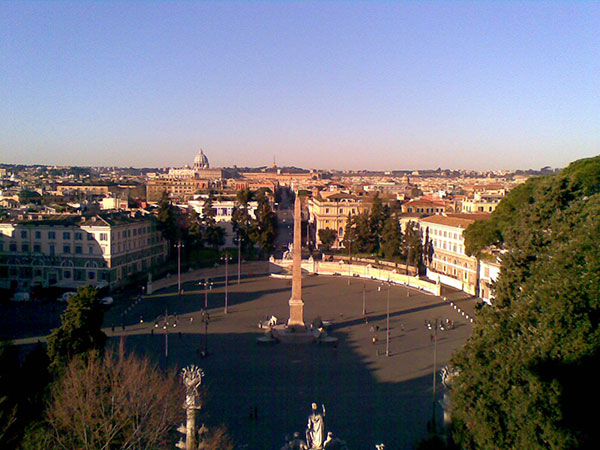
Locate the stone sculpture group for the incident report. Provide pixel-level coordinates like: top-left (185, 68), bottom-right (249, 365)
top-left (280, 403), bottom-right (348, 450)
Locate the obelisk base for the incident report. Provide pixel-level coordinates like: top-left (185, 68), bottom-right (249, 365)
top-left (288, 299), bottom-right (305, 327)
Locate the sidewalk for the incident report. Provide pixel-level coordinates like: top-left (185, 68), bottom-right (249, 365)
top-left (150, 260), bottom-right (270, 292)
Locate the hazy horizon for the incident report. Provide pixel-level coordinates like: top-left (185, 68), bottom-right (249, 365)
top-left (1, 2), bottom-right (598, 171)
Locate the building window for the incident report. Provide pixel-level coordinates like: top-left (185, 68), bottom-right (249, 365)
top-left (48, 231), bottom-right (56, 239)
top-left (88, 271), bottom-right (95, 280)
top-left (21, 230), bottom-right (27, 238)
top-left (10, 243), bottom-right (17, 252)
top-left (64, 270), bottom-right (71, 279)
top-left (63, 245), bottom-right (71, 254)
top-left (75, 232), bottom-right (83, 240)
top-left (49, 245), bottom-right (55, 255)
top-left (63, 232), bottom-right (71, 240)
top-left (100, 233), bottom-right (108, 241)
top-left (22, 244), bottom-right (29, 252)
top-left (89, 246), bottom-right (94, 254)
top-left (35, 231), bottom-right (41, 239)
top-left (34, 244), bottom-right (41, 253)
top-left (87, 234), bottom-right (94, 240)
top-left (75, 246), bottom-right (82, 254)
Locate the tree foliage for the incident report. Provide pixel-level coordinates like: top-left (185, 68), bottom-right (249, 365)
top-left (0, 342), bottom-right (51, 449)
top-left (451, 156), bottom-right (600, 449)
top-left (403, 221), bottom-right (423, 272)
top-left (368, 193), bottom-right (388, 254)
top-left (318, 228), bottom-right (338, 253)
top-left (380, 215), bottom-right (402, 260)
top-left (252, 191), bottom-right (277, 254)
top-left (156, 190), bottom-right (179, 244)
top-left (47, 286), bottom-right (106, 372)
top-left (231, 189), bottom-right (254, 252)
top-left (32, 348), bottom-right (184, 450)
top-left (201, 194), bottom-right (225, 250)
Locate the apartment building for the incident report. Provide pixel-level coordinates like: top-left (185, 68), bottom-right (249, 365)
top-left (307, 191), bottom-right (371, 248)
top-left (0, 213), bottom-right (167, 291)
top-left (419, 215), bottom-right (482, 295)
top-left (460, 193), bottom-right (503, 213)
top-left (146, 178), bottom-right (213, 202)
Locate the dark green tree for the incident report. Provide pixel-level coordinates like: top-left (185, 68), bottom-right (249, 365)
top-left (253, 192), bottom-right (277, 254)
top-left (451, 156), bottom-right (600, 450)
top-left (0, 342), bottom-right (19, 448)
top-left (403, 221), bottom-right (423, 272)
top-left (0, 342), bottom-right (52, 449)
top-left (46, 286), bottom-right (106, 373)
top-left (187, 208), bottom-right (204, 249)
top-left (318, 229), bottom-right (337, 253)
top-left (354, 212), bottom-right (373, 254)
top-left (202, 194), bottom-right (225, 250)
top-left (368, 193), bottom-right (389, 254)
top-left (232, 189), bottom-right (255, 253)
top-left (341, 214), bottom-right (356, 258)
top-left (156, 191), bottom-right (178, 244)
top-left (381, 215), bottom-right (402, 260)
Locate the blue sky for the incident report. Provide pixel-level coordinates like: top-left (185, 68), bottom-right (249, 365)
top-left (1, 1), bottom-right (598, 170)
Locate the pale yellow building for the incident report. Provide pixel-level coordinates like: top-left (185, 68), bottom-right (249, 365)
top-left (307, 191), bottom-right (370, 248)
top-left (419, 215), bottom-right (484, 295)
top-left (460, 193), bottom-right (502, 213)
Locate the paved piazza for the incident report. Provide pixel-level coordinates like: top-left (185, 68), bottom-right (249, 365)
top-left (101, 273), bottom-right (473, 450)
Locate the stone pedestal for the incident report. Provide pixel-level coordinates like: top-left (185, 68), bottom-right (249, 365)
top-left (185, 408), bottom-right (197, 450)
top-left (288, 299), bottom-right (305, 326)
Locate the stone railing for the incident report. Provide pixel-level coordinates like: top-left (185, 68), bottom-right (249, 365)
top-left (269, 258), bottom-right (441, 296)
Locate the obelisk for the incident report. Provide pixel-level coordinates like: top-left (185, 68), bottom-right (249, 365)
top-left (288, 193), bottom-right (305, 326)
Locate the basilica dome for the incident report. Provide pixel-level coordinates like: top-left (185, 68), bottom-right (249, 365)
top-left (193, 149), bottom-right (210, 170)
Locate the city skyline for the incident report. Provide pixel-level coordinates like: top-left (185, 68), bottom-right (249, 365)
top-left (1, 1), bottom-right (598, 171)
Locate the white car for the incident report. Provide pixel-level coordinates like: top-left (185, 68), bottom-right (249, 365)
top-left (101, 296), bottom-right (114, 305)
top-left (11, 292), bottom-right (31, 302)
top-left (59, 292), bottom-right (77, 302)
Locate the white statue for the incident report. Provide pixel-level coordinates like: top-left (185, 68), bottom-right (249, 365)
top-left (306, 403), bottom-right (326, 449)
top-left (181, 365), bottom-right (204, 409)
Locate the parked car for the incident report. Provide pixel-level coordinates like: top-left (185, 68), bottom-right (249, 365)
top-left (11, 292), bottom-right (31, 302)
top-left (101, 296), bottom-right (114, 305)
top-left (59, 292), bottom-right (77, 302)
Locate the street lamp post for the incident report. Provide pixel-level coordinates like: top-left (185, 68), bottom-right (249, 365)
top-left (425, 318), bottom-right (449, 433)
top-left (362, 282), bottom-right (367, 317)
top-left (236, 235), bottom-right (243, 285)
top-left (199, 278), bottom-right (213, 309)
top-left (155, 309), bottom-right (177, 361)
top-left (347, 235), bottom-right (353, 285)
top-left (174, 241), bottom-right (184, 295)
top-left (221, 252), bottom-right (232, 314)
top-left (386, 282), bottom-right (390, 357)
top-left (201, 309), bottom-right (210, 356)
